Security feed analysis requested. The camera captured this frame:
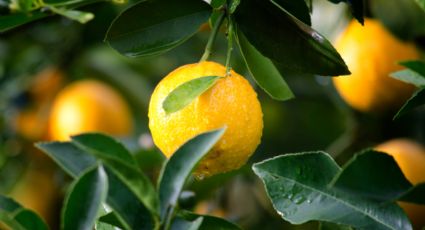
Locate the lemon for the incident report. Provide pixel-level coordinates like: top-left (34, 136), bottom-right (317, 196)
top-left (48, 80), bottom-right (133, 140)
top-left (148, 61), bottom-right (263, 178)
top-left (375, 139), bottom-right (425, 228)
top-left (333, 19), bottom-right (419, 113)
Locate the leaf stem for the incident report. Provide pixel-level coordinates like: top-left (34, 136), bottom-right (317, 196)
top-left (199, 10), bottom-right (226, 62)
top-left (225, 16), bottom-right (234, 76)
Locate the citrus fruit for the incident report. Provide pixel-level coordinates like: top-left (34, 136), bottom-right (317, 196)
top-left (48, 80), bottom-right (133, 140)
top-left (375, 139), bottom-right (425, 228)
top-left (148, 61), bottom-right (263, 178)
top-left (333, 18), bottom-right (420, 113)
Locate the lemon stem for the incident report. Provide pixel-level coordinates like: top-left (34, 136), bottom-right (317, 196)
top-left (225, 17), bottom-right (234, 76)
top-left (200, 10), bottom-right (226, 62)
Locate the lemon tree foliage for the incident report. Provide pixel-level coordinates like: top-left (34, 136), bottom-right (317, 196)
top-left (0, 195), bottom-right (49, 230)
top-left (34, 131), bottom-right (239, 230)
top-left (390, 61), bottom-right (425, 119)
top-left (253, 150), bottom-right (425, 230)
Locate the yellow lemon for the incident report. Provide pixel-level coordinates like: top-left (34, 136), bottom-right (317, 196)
top-left (48, 80), bottom-right (133, 141)
top-left (333, 19), bottom-right (419, 113)
top-left (375, 139), bottom-right (425, 228)
top-left (148, 61), bottom-right (263, 178)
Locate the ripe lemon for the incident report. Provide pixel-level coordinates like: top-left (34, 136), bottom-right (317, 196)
top-left (333, 19), bottom-right (420, 113)
top-left (148, 61), bottom-right (263, 178)
top-left (48, 80), bottom-right (133, 141)
top-left (375, 139), bottom-right (425, 228)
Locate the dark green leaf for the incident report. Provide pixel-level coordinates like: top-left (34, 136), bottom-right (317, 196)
top-left (347, 0), bottom-right (364, 25)
top-left (106, 0), bottom-right (212, 57)
top-left (35, 141), bottom-right (96, 178)
top-left (0, 12), bottom-right (48, 33)
top-left (106, 168), bottom-right (156, 230)
top-left (391, 70), bottom-right (425, 87)
top-left (62, 165), bottom-right (108, 230)
top-left (210, 0), bottom-right (226, 8)
top-left (271, 0), bottom-right (311, 25)
top-left (177, 211), bottom-right (241, 230)
top-left (14, 209), bottom-right (49, 230)
top-left (319, 222), bottom-right (353, 230)
top-left (393, 88), bottom-right (425, 119)
top-left (253, 152), bottom-right (412, 229)
top-left (236, 30), bottom-right (294, 101)
top-left (234, 0), bottom-right (349, 75)
top-left (158, 128), bottom-right (225, 219)
top-left (99, 212), bottom-right (127, 229)
top-left (163, 76), bottom-right (221, 114)
top-left (330, 150), bottom-right (412, 201)
top-left (71, 133), bottom-right (137, 167)
top-left (0, 195), bottom-right (48, 230)
top-left (398, 183), bottom-right (425, 205)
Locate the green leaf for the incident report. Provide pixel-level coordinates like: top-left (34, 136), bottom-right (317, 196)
top-left (319, 222), bottom-right (353, 230)
top-left (236, 30), bottom-right (294, 101)
top-left (330, 150), bottom-right (412, 201)
top-left (71, 133), bottom-right (137, 167)
top-left (49, 7), bottom-right (94, 24)
top-left (229, 0), bottom-right (241, 13)
top-left (106, 0), bottom-right (212, 57)
top-left (271, 0), bottom-right (311, 25)
top-left (99, 212), bottom-right (126, 229)
top-left (393, 88), bottom-right (425, 119)
top-left (234, 0), bottom-right (349, 76)
top-left (158, 128), bottom-right (225, 219)
top-left (398, 183), bottom-right (425, 205)
top-left (62, 165), bottom-right (108, 230)
top-left (0, 195), bottom-right (48, 230)
top-left (414, 0), bottom-right (425, 10)
top-left (176, 211), bottom-right (241, 230)
top-left (35, 141), bottom-right (96, 178)
top-left (105, 168), bottom-right (156, 230)
top-left (163, 76), bottom-right (221, 114)
top-left (253, 152), bottom-right (412, 229)
top-left (400, 60), bottom-right (425, 76)
top-left (0, 12), bottom-right (48, 33)
top-left (391, 70), bottom-right (425, 88)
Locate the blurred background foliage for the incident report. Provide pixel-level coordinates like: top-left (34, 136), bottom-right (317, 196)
top-left (0, 0), bottom-right (424, 229)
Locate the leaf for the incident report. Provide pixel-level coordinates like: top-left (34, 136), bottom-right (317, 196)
top-left (253, 151), bottom-right (412, 229)
top-left (71, 133), bottom-right (137, 167)
top-left (0, 195), bottom-right (48, 230)
top-left (398, 183), bottom-right (425, 205)
top-left (106, 0), bottom-right (212, 57)
top-left (400, 60), bottom-right (425, 75)
top-left (158, 128), bottom-right (225, 219)
top-left (105, 168), bottom-right (156, 230)
top-left (0, 12), bottom-right (48, 33)
top-left (236, 29), bottom-right (294, 101)
top-left (319, 222), bottom-right (353, 230)
top-left (163, 76), bottom-right (221, 114)
top-left (347, 0), bottom-right (364, 25)
top-left (270, 0), bottom-right (311, 25)
top-left (234, 0), bottom-right (349, 76)
top-left (62, 165), bottom-right (108, 230)
top-left (171, 216), bottom-right (203, 230)
top-left (98, 212), bottom-right (127, 229)
top-left (35, 141), bottom-right (96, 178)
top-left (391, 70), bottom-right (425, 88)
top-left (176, 211), bottom-right (241, 230)
top-left (393, 88), bottom-right (425, 119)
top-left (330, 150), bottom-right (412, 201)
top-left (49, 7), bottom-right (94, 24)
top-left (415, 0), bottom-right (425, 10)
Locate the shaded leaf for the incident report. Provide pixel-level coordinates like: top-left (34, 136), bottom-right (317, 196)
top-left (177, 211), bottom-right (241, 230)
top-left (393, 88), bottom-right (425, 119)
top-left (106, 0), bottom-right (212, 57)
top-left (35, 141), bottom-right (96, 178)
top-left (253, 152), bottom-right (411, 229)
top-left (99, 212), bottom-right (126, 229)
top-left (330, 150), bottom-right (412, 201)
top-left (163, 76), bottom-right (221, 114)
top-left (0, 12), bottom-right (48, 33)
top-left (319, 222), bottom-right (353, 230)
top-left (400, 60), bottom-right (425, 77)
top-left (158, 128), bottom-right (225, 219)
top-left (62, 165), bottom-right (108, 230)
top-left (71, 133), bottom-right (137, 167)
top-left (271, 0), bottom-right (311, 25)
top-left (391, 70), bottom-right (425, 88)
top-left (398, 183), bottom-right (425, 205)
top-left (415, 0), bottom-right (425, 10)
top-left (234, 0), bottom-right (349, 75)
top-left (236, 29), bottom-right (294, 101)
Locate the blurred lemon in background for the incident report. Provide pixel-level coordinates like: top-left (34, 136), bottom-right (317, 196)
top-left (333, 18), bottom-right (420, 113)
top-left (375, 139), bottom-right (425, 228)
top-left (48, 79), bottom-right (133, 141)
top-left (148, 61), bottom-right (263, 178)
